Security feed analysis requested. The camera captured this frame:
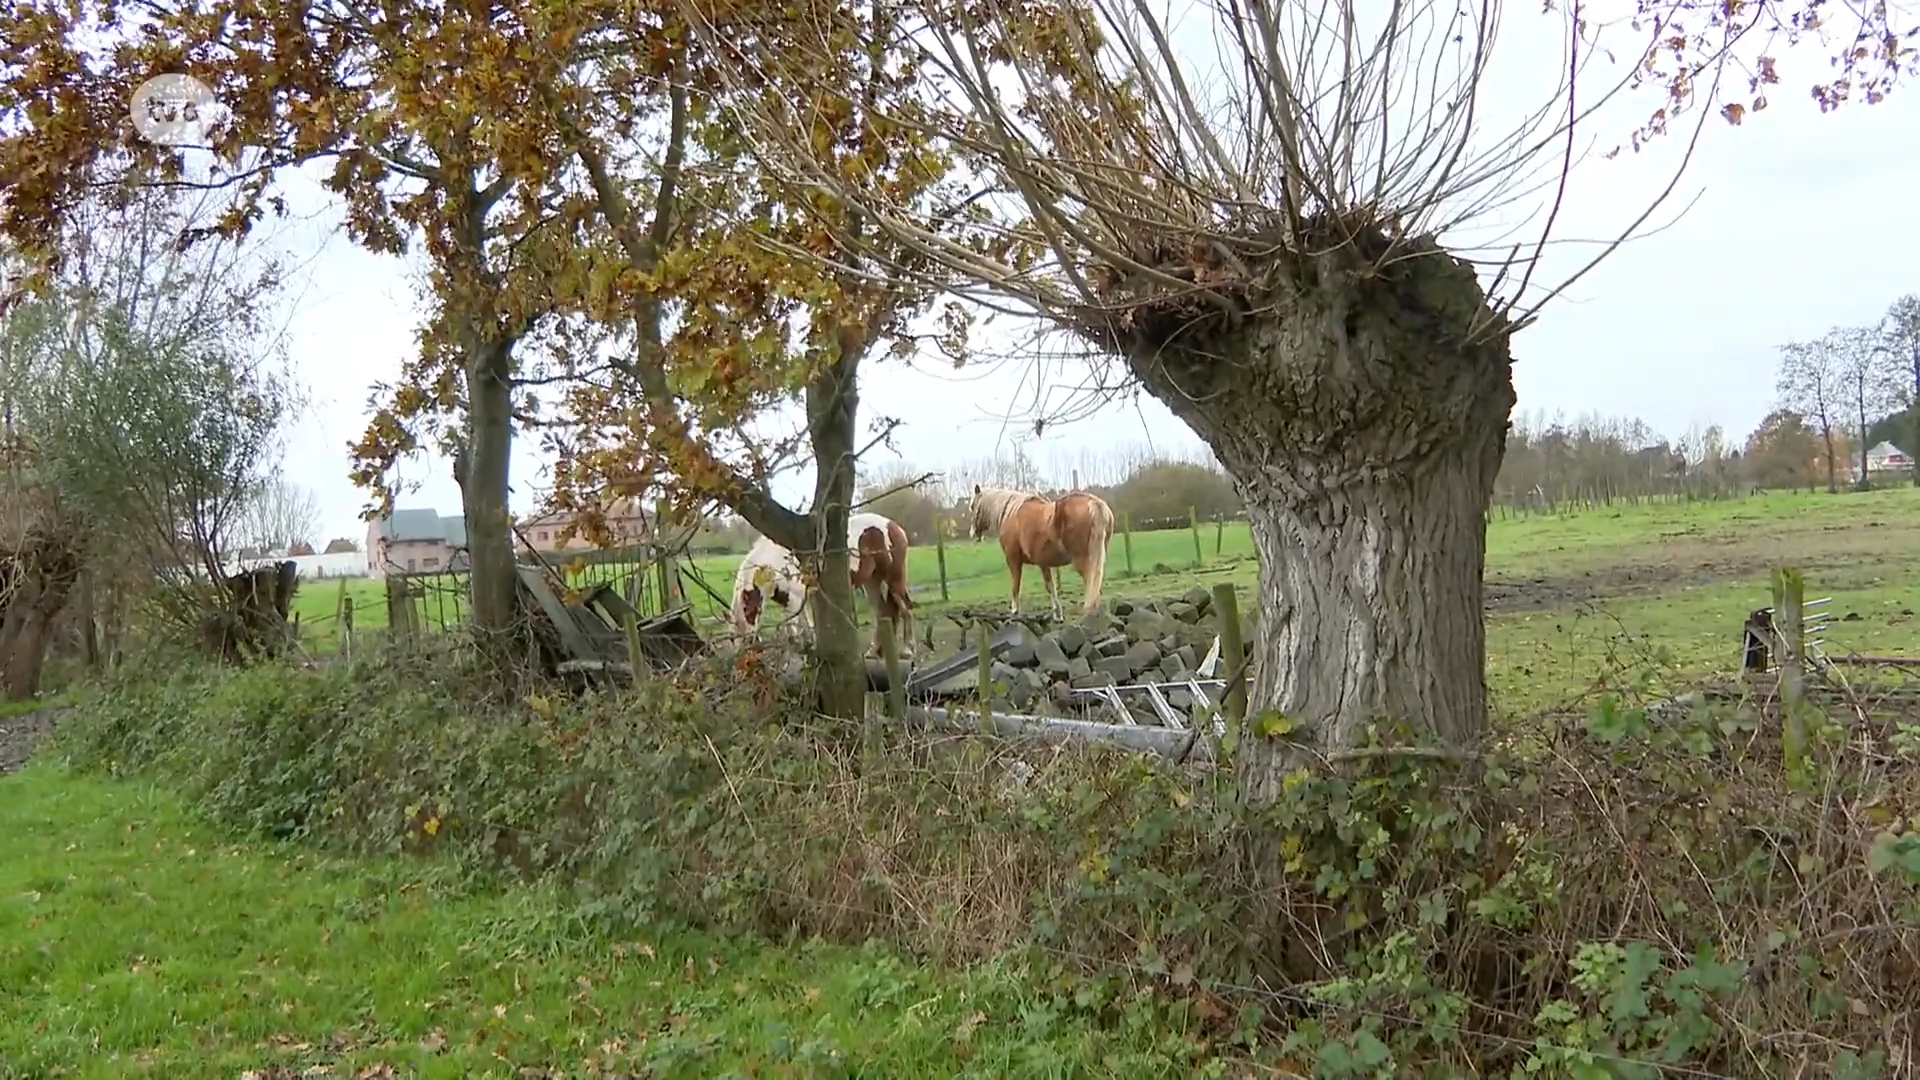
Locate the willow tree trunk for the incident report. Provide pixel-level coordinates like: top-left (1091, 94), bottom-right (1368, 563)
top-left (802, 336), bottom-right (868, 721)
top-left (1118, 241), bottom-right (1514, 783)
top-left (0, 537), bottom-right (83, 701)
top-left (461, 338), bottom-right (519, 644)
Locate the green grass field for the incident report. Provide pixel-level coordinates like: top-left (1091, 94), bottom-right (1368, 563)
top-left (0, 767), bottom-right (1219, 1079)
top-left (292, 487), bottom-right (1920, 711)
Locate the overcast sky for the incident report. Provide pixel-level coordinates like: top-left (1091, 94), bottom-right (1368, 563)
top-left (221, 3), bottom-right (1919, 545)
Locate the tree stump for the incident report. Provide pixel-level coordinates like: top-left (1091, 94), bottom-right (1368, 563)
top-left (201, 560), bottom-right (300, 663)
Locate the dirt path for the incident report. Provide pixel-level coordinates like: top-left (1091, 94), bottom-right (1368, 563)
top-left (0, 707), bottom-right (62, 775)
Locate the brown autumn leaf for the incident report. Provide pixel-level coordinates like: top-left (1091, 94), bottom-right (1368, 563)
top-left (419, 1029), bottom-right (448, 1053)
top-left (352, 1067), bottom-right (397, 1080)
top-left (1721, 101), bottom-right (1746, 125)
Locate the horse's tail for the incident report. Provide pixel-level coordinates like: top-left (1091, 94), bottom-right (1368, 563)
top-left (1078, 494), bottom-right (1115, 616)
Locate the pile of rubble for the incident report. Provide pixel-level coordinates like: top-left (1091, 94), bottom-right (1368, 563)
top-left (956, 586), bottom-right (1252, 722)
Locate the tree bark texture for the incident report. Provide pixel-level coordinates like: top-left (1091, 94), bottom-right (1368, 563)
top-left (0, 533), bottom-right (83, 701)
top-left (1108, 240), bottom-right (1514, 773)
top-left (461, 338), bottom-right (519, 642)
top-left (801, 338), bottom-right (867, 721)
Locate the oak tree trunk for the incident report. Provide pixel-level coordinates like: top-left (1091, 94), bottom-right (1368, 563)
top-left (461, 338), bottom-right (519, 644)
top-left (1113, 241), bottom-right (1513, 779)
top-left (801, 340), bottom-right (867, 721)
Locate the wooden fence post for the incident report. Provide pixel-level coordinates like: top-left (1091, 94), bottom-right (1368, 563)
top-left (1215, 513), bottom-right (1224, 556)
top-left (1189, 505), bottom-right (1203, 566)
top-left (883, 620), bottom-right (906, 723)
top-left (1772, 566), bottom-right (1809, 777)
top-left (385, 577), bottom-right (418, 642)
top-left (340, 595), bottom-right (355, 662)
top-left (1211, 583), bottom-right (1247, 747)
top-left (1120, 511), bottom-right (1135, 577)
top-left (976, 619), bottom-right (994, 732)
top-left (935, 519), bottom-right (951, 601)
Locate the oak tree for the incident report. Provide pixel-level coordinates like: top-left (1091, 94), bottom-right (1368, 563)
top-left (0, 0), bottom-right (587, 645)
top-left (525, 0), bottom-right (971, 714)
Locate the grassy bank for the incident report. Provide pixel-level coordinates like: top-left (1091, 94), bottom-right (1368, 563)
top-left (0, 766), bottom-right (1223, 1079)
top-left (17, 649), bottom-right (1919, 1078)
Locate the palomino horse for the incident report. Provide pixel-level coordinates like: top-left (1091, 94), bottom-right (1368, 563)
top-left (848, 511), bottom-right (915, 659)
top-left (730, 535), bottom-right (810, 640)
top-left (728, 513), bottom-right (915, 658)
top-left (968, 484), bottom-right (1114, 619)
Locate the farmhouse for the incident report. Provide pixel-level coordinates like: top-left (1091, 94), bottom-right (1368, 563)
top-left (1865, 440), bottom-right (1914, 477)
top-left (515, 498), bottom-right (651, 556)
top-left (364, 508), bottom-right (468, 578)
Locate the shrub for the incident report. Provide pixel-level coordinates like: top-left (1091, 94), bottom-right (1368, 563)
top-left (50, 651), bottom-right (1920, 1077)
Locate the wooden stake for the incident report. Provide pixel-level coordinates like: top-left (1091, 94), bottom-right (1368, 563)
top-left (1212, 583), bottom-right (1247, 744)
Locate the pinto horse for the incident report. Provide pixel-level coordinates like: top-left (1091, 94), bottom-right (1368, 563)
top-left (730, 535), bottom-right (810, 641)
top-left (728, 514), bottom-right (915, 658)
top-left (848, 511), bottom-right (915, 659)
top-left (968, 484), bottom-right (1113, 620)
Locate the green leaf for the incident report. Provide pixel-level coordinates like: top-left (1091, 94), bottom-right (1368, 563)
top-left (1252, 711), bottom-right (1297, 739)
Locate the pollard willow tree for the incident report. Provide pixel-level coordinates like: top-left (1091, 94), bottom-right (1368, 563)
top-left (711, 0), bottom-right (1916, 762)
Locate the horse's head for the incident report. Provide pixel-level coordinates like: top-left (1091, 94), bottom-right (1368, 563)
top-left (968, 483), bottom-right (990, 540)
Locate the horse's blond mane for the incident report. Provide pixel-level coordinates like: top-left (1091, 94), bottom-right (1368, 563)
top-left (972, 485), bottom-right (1041, 535)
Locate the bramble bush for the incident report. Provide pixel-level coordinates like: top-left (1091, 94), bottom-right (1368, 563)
top-left (50, 643), bottom-right (1920, 1078)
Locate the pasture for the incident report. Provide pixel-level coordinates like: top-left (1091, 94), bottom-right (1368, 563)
top-left (0, 768), bottom-right (1210, 1078)
top-left (290, 487), bottom-right (1920, 709)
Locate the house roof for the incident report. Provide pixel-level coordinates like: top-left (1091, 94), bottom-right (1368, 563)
top-left (1867, 441), bottom-right (1911, 458)
top-left (377, 508), bottom-right (467, 547)
top-left (518, 497), bottom-right (650, 528)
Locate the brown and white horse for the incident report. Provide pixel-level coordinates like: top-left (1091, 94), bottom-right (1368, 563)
top-left (729, 514), bottom-right (915, 658)
top-left (969, 484), bottom-right (1113, 620)
top-left (848, 511), bottom-right (915, 659)
top-left (730, 535), bottom-right (810, 641)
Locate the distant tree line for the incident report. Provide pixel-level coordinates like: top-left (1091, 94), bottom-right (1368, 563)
top-left (693, 360), bottom-right (1918, 554)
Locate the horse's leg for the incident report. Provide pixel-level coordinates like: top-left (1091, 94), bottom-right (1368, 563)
top-left (1005, 556), bottom-right (1024, 616)
top-left (1038, 564), bottom-right (1061, 621)
top-left (897, 596), bottom-right (915, 659)
top-left (863, 577), bottom-right (889, 658)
